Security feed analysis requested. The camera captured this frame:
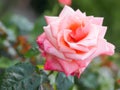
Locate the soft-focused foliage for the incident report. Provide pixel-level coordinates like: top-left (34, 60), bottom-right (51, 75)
top-left (0, 0), bottom-right (120, 90)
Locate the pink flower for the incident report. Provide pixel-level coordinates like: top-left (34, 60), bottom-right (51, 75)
top-left (58, 0), bottom-right (71, 6)
top-left (36, 6), bottom-right (115, 77)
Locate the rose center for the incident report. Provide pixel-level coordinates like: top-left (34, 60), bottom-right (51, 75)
top-left (68, 22), bottom-right (88, 42)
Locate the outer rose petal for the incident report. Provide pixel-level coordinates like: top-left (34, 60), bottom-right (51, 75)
top-left (98, 26), bottom-right (107, 38)
top-left (57, 59), bottom-right (79, 76)
top-left (45, 16), bottom-right (59, 24)
top-left (87, 16), bottom-right (103, 26)
top-left (43, 25), bottom-right (58, 48)
top-left (36, 33), bottom-right (46, 50)
top-left (91, 39), bottom-right (115, 57)
top-left (59, 5), bottom-right (74, 18)
top-left (44, 55), bottom-right (92, 77)
top-left (92, 17), bottom-right (103, 25)
top-left (75, 9), bottom-right (86, 18)
top-left (44, 55), bottom-right (80, 76)
top-left (44, 55), bottom-right (64, 72)
top-left (50, 20), bottom-right (60, 38)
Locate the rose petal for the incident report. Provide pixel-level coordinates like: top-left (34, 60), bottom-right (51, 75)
top-left (44, 25), bottom-right (58, 48)
top-left (45, 16), bottom-right (59, 24)
top-left (91, 39), bottom-right (115, 57)
top-left (92, 17), bottom-right (103, 25)
top-left (44, 40), bottom-right (66, 60)
top-left (59, 14), bottom-right (80, 30)
top-left (75, 9), bottom-right (86, 18)
top-left (44, 55), bottom-right (64, 72)
top-left (77, 24), bottom-right (100, 46)
top-left (59, 5), bottom-right (74, 18)
top-left (57, 31), bottom-right (76, 53)
top-left (50, 20), bottom-right (60, 38)
top-left (36, 33), bottom-right (46, 50)
top-left (98, 26), bottom-right (107, 38)
top-left (57, 59), bottom-right (79, 76)
top-left (64, 47), bottom-right (96, 60)
top-left (63, 29), bottom-right (89, 52)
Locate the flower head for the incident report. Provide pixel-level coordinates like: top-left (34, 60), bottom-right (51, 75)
top-left (37, 6), bottom-right (115, 77)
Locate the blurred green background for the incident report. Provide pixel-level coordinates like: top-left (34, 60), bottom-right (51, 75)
top-left (0, 0), bottom-right (120, 90)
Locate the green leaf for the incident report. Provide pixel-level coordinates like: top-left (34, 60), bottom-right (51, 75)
top-left (0, 57), bottom-right (19, 68)
top-left (0, 62), bottom-right (52, 90)
top-left (24, 47), bottom-right (39, 58)
top-left (56, 72), bottom-right (74, 90)
top-left (76, 68), bottom-right (99, 90)
top-left (98, 67), bottom-right (114, 90)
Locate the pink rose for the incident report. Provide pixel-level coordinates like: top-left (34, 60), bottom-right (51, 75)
top-left (36, 6), bottom-right (115, 77)
top-left (58, 0), bottom-right (71, 6)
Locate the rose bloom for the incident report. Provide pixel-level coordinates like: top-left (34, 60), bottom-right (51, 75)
top-left (58, 0), bottom-right (71, 6)
top-left (37, 6), bottom-right (115, 77)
